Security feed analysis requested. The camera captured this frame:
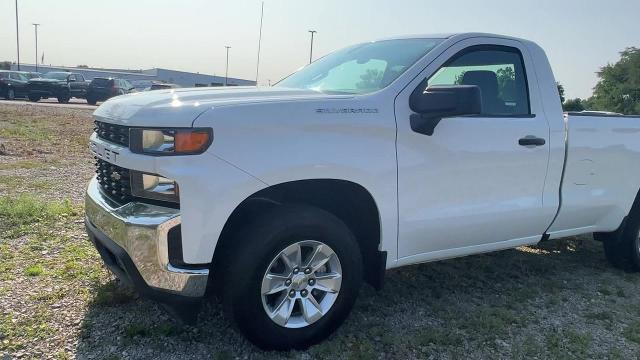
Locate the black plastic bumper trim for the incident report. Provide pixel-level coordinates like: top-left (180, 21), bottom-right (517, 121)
top-left (85, 218), bottom-right (203, 308)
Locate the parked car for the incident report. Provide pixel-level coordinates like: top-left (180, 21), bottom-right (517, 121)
top-left (85, 33), bottom-right (640, 350)
top-left (86, 77), bottom-right (136, 105)
top-left (27, 72), bottom-right (88, 103)
top-left (0, 70), bottom-right (29, 100)
top-left (20, 71), bottom-right (42, 80)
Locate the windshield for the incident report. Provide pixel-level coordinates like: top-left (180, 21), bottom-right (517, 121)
top-left (276, 38), bottom-right (442, 94)
top-left (91, 78), bottom-right (112, 87)
top-left (44, 72), bottom-right (70, 80)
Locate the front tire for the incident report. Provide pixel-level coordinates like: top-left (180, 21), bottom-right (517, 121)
top-left (5, 88), bottom-right (15, 100)
top-left (221, 204), bottom-right (363, 350)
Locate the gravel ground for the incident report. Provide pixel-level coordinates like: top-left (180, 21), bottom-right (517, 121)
top-left (1, 103), bottom-right (640, 359)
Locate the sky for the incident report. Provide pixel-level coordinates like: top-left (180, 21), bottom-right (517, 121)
top-left (0, 0), bottom-right (638, 99)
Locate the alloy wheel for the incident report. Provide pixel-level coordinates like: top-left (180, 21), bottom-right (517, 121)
top-left (260, 240), bottom-right (342, 328)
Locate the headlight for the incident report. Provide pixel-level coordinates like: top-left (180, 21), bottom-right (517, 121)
top-left (131, 171), bottom-right (179, 203)
top-left (130, 128), bottom-right (212, 155)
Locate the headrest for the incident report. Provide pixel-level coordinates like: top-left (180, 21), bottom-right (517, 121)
top-left (461, 71), bottom-right (499, 98)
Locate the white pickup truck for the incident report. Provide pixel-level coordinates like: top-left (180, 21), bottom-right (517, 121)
top-left (85, 33), bottom-right (640, 349)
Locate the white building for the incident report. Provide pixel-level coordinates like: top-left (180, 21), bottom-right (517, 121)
top-left (11, 64), bottom-right (256, 89)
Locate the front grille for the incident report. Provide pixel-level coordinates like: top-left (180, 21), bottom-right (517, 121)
top-left (94, 121), bottom-right (129, 147)
top-left (95, 158), bottom-right (132, 203)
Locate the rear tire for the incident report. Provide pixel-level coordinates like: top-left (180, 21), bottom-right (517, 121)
top-left (57, 95), bottom-right (70, 104)
top-left (595, 199), bottom-right (640, 271)
top-left (221, 204), bottom-right (363, 350)
top-left (87, 98), bottom-right (97, 105)
top-left (28, 94), bottom-right (40, 102)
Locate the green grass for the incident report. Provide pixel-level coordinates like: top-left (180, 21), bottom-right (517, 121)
top-left (0, 159), bottom-right (54, 170)
top-left (123, 322), bottom-right (185, 341)
top-left (212, 351), bottom-right (233, 360)
top-left (412, 328), bottom-right (465, 347)
top-left (0, 125), bottom-right (52, 141)
top-left (30, 288), bottom-right (68, 305)
top-left (545, 329), bottom-right (592, 359)
top-left (91, 281), bottom-right (135, 307)
top-left (0, 194), bottom-right (76, 236)
top-left (0, 307), bottom-right (55, 352)
top-left (598, 286), bottom-right (613, 296)
top-left (623, 320), bottom-right (640, 344)
top-left (456, 307), bottom-right (521, 343)
top-left (0, 175), bottom-right (53, 192)
top-left (25, 264), bottom-right (44, 276)
top-left (0, 243), bottom-right (16, 280)
top-left (124, 323), bottom-right (150, 338)
top-left (584, 310), bottom-right (615, 322)
top-left (0, 175), bottom-right (23, 188)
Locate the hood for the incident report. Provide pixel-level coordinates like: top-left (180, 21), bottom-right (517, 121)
top-left (93, 86), bottom-right (351, 127)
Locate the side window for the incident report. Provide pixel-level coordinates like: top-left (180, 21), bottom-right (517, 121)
top-left (68, 74), bottom-right (77, 82)
top-left (76, 74), bottom-right (85, 82)
top-left (124, 80), bottom-right (132, 89)
top-left (426, 46), bottom-right (530, 115)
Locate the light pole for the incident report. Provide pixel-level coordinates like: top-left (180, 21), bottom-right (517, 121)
top-left (224, 45), bottom-right (231, 86)
top-left (308, 30), bottom-right (317, 64)
top-left (33, 23), bottom-right (40, 72)
top-left (255, 1), bottom-right (264, 84)
top-left (15, 0), bottom-right (20, 70)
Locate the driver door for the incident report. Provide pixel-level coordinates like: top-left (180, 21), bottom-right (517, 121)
top-left (394, 38), bottom-right (554, 262)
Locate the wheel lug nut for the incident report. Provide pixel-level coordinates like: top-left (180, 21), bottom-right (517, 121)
top-left (301, 290), bottom-right (308, 297)
top-left (308, 279), bottom-right (315, 286)
top-left (289, 289), bottom-right (296, 298)
top-left (285, 279), bottom-right (292, 286)
top-left (293, 268), bottom-right (300, 274)
top-left (304, 268), bottom-right (312, 274)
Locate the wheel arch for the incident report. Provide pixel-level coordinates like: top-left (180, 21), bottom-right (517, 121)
top-left (210, 178), bottom-right (385, 292)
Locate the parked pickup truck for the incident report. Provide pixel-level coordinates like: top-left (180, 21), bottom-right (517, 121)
top-left (28, 72), bottom-right (88, 103)
top-left (85, 33), bottom-right (640, 349)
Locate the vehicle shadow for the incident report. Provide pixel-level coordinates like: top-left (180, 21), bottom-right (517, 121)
top-left (75, 235), bottom-right (637, 359)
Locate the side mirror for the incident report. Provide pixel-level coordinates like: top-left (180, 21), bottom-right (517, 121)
top-left (409, 85), bottom-right (482, 136)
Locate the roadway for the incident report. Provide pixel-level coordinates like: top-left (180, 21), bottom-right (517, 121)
top-left (0, 98), bottom-right (100, 110)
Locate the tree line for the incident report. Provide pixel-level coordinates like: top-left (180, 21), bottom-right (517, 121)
top-left (561, 47), bottom-right (640, 115)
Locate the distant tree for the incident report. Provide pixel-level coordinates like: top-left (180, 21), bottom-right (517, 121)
top-left (563, 98), bottom-right (586, 112)
top-left (356, 69), bottom-right (383, 90)
top-left (557, 83), bottom-right (566, 104)
top-left (454, 71), bottom-right (466, 85)
top-left (496, 67), bottom-right (516, 100)
top-left (77, 64), bottom-right (89, 68)
top-left (0, 61), bottom-right (11, 70)
top-left (590, 47), bottom-right (640, 115)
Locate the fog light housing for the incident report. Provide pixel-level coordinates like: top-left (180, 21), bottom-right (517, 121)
top-left (131, 171), bottom-right (179, 203)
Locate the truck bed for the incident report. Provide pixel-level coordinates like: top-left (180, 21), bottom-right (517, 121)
top-left (548, 112), bottom-right (640, 238)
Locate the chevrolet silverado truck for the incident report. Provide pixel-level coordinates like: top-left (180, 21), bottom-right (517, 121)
top-left (85, 33), bottom-right (640, 349)
top-left (28, 72), bottom-right (88, 103)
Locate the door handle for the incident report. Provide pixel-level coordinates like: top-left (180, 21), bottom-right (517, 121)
top-left (518, 136), bottom-right (546, 147)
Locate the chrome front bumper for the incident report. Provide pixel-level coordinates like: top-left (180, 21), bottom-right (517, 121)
top-left (85, 176), bottom-right (209, 297)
